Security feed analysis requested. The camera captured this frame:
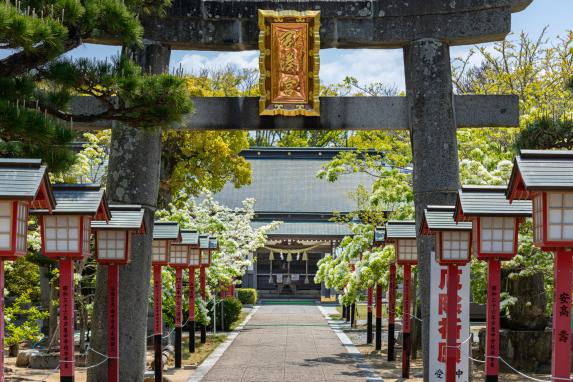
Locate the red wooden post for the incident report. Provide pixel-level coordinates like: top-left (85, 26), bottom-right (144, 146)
top-left (0, 259), bottom-right (4, 382)
top-left (388, 263), bottom-right (396, 361)
top-left (153, 265), bottom-right (162, 382)
top-left (485, 259), bottom-right (501, 381)
top-left (552, 250), bottom-right (572, 380)
top-left (60, 258), bottom-right (75, 382)
top-left (402, 264), bottom-right (411, 378)
top-left (200, 266), bottom-right (207, 343)
top-left (188, 267), bottom-right (196, 353)
top-left (375, 283), bottom-right (382, 350)
top-left (107, 264), bottom-right (119, 382)
top-left (446, 264), bottom-right (460, 382)
top-left (174, 267), bottom-right (183, 368)
top-left (367, 287), bottom-right (373, 344)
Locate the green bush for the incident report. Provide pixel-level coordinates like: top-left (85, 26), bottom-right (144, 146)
top-left (236, 288), bottom-right (257, 305)
top-left (209, 297), bottom-right (243, 331)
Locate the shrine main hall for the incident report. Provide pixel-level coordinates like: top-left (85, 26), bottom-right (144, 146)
top-left (210, 147), bottom-right (376, 299)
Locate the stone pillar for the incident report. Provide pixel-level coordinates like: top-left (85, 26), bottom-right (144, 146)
top-left (88, 42), bottom-right (170, 382)
top-left (403, 38), bottom-right (460, 381)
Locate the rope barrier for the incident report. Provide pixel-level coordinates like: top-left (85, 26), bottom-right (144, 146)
top-left (468, 355), bottom-right (573, 382)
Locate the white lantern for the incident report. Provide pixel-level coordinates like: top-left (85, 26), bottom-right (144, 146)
top-left (152, 222), bottom-right (181, 266)
top-left (199, 235), bottom-right (211, 266)
top-left (422, 205), bottom-right (472, 265)
top-left (385, 221), bottom-right (417, 265)
top-left (396, 239), bottom-right (417, 265)
top-left (189, 248), bottom-right (201, 267)
top-left (0, 201), bottom-right (29, 258)
top-left (169, 243), bottom-right (189, 267)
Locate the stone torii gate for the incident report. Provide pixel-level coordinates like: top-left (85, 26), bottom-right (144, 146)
top-left (83, 1), bottom-right (531, 381)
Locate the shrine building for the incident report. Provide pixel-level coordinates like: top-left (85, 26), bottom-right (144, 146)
top-left (211, 147), bottom-right (378, 299)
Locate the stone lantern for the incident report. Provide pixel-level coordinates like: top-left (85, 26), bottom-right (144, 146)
top-left (0, 159), bottom-right (55, 382)
top-left (169, 229), bottom-right (197, 367)
top-left (506, 150), bottom-right (573, 381)
top-left (421, 205), bottom-right (472, 382)
top-left (386, 220), bottom-right (417, 377)
top-left (151, 221), bottom-right (180, 381)
top-left (454, 185), bottom-right (531, 382)
top-left (32, 184), bottom-right (110, 382)
top-left (91, 204), bottom-right (145, 382)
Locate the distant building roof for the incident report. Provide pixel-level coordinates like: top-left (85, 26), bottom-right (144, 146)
top-left (211, 148), bottom-right (377, 214)
top-left (386, 221), bottom-right (417, 240)
top-left (0, 159), bottom-right (56, 209)
top-left (92, 205), bottom-right (145, 231)
top-left (508, 150), bottom-right (573, 200)
top-left (455, 185), bottom-right (531, 220)
top-left (252, 220), bottom-right (352, 239)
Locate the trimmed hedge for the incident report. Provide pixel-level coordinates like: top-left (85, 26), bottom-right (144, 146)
top-left (236, 288), bottom-right (257, 305)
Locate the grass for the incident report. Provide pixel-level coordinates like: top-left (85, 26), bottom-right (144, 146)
top-left (230, 310), bottom-right (249, 331)
top-left (333, 304), bottom-right (369, 320)
top-left (181, 334), bottom-right (227, 367)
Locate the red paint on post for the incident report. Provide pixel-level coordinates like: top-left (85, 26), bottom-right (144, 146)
top-left (189, 268), bottom-right (196, 321)
top-left (175, 268), bottom-right (183, 328)
top-left (402, 264), bottom-right (411, 378)
top-left (0, 260), bottom-right (4, 382)
top-left (200, 266), bottom-right (206, 300)
top-left (108, 265), bottom-right (119, 382)
top-left (446, 264), bottom-right (460, 382)
top-left (485, 259), bottom-right (501, 379)
top-left (375, 284), bottom-right (382, 319)
top-left (59, 258), bottom-right (75, 379)
top-left (153, 265), bottom-right (162, 336)
top-left (389, 264), bottom-right (396, 325)
top-left (367, 288), bottom-right (373, 312)
top-left (552, 250), bottom-right (572, 380)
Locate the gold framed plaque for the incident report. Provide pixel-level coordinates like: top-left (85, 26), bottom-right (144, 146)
top-left (258, 10), bottom-right (320, 116)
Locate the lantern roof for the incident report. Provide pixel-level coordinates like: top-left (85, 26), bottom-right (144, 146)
top-left (454, 185), bottom-right (532, 220)
top-left (0, 158), bottom-right (56, 210)
top-left (153, 221), bottom-right (181, 241)
top-left (31, 184), bottom-right (110, 220)
top-left (507, 150), bottom-right (573, 201)
top-left (91, 204), bottom-right (145, 232)
top-left (209, 237), bottom-right (219, 250)
top-left (373, 226), bottom-right (386, 244)
top-left (386, 220), bottom-right (417, 240)
top-left (180, 230), bottom-right (199, 246)
top-left (421, 205), bottom-right (472, 234)
top-left (199, 235), bottom-right (210, 249)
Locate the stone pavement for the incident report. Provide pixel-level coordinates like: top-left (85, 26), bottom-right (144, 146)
top-left (198, 304), bottom-right (380, 382)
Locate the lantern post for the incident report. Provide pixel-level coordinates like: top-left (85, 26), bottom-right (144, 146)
top-left (151, 221), bottom-right (181, 382)
top-left (32, 184), bottom-right (110, 382)
top-left (388, 262), bottom-right (396, 361)
top-left (198, 235), bottom-right (213, 343)
top-left (92, 205), bottom-right (146, 382)
top-left (0, 159), bottom-right (55, 382)
top-left (453, 186), bottom-right (531, 381)
top-left (348, 257), bottom-right (359, 328)
top-left (506, 150), bottom-right (573, 381)
top-left (385, 220), bottom-right (418, 378)
top-left (372, 226), bottom-right (386, 351)
top-left (169, 229), bottom-right (198, 367)
top-left (421, 205), bottom-right (473, 382)
top-left (187, 233), bottom-right (200, 353)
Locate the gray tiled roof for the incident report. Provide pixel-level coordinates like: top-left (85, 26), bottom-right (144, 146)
top-left (423, 205), bottom-right (472, 232)
top-left (0, 159), bottom-right (54, 205)
top-left (251, 220), bottom-right (352, 238)
top-left (31, 184), bottom-right (108, 217)
top-left (210, 151), bottom-right (375, 213)
top-left (509, 150), bottom-right (573, 191)
top-left (91, 205), bottom-right (145, 230)
top-left (386, 221), bottom-right (417, 239)
top-left (199, 235), bottom-right (210, 249)
top-left (180, 230), bottom-right (199, 245)
top-left (456, 185), bottom-right (531, 218)
top-left (153, 222), bottom-right (180, 240)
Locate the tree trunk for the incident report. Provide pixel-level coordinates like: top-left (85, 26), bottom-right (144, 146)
top-left (404, 39), bottom-right (460, 381)
top-left (87, 43), bottom-right (170, 382)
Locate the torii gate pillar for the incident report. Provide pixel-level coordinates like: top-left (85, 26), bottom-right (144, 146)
top-left (405, 39), bottom-right (460, 381)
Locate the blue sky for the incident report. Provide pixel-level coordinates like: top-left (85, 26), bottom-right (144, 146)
top-left (67, 0), bottom-right (572, 89)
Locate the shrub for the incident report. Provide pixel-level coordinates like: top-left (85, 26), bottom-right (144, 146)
top-left (236, 288), bottom-right (257, 305)
top-left (209, 297), bottom-right (243, 331)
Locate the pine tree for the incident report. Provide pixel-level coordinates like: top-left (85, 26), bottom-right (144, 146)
top-left (0, 0), bottom-right (192, 172)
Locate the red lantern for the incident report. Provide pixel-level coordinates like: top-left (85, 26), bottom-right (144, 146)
top-left (507, 150), bottom-right (573, 381)
top-left (421, 205), bottom-right (472, 382)
top-left (385, 220), bottom-right (417, 377)
top-left (92, 204), bottom-right (145, 382)
top-left (454, 185), bottom-right (531, 381)
top-left (0, 159), bottom-right (55, 382)
top-left (32, 184), bottom-right (110, 382)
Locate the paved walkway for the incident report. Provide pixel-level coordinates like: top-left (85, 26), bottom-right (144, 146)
top-left (198, 304), bottom-right (378, 382)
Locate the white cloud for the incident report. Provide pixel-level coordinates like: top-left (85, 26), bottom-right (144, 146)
top-left (174, 51), bottom-right (259, 74)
